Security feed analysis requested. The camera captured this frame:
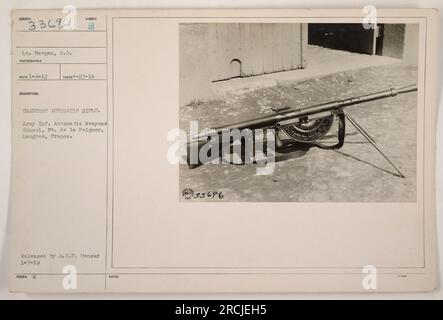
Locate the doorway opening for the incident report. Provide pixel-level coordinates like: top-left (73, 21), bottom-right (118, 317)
top-left (229, 59), bottom-right (242, 79)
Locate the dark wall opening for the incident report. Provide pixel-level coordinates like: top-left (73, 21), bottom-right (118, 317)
top-left (229, 59), bottom-right (242, 79)
top-left (308, 23), bottom-right (407, 59)
top-left (308, 23), bottom-right (377, 55)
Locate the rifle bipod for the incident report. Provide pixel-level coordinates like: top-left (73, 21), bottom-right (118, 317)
top-left (275, 111), bottom-right (406, 178)
top-left (343, 113), bottom-right (406, 178)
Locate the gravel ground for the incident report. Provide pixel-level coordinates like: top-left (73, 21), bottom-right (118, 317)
top-left (179, 64), bottom-right (417, 202)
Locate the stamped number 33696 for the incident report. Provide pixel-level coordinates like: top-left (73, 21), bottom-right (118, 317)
top-left (182, 188), bottom-right (224, 200)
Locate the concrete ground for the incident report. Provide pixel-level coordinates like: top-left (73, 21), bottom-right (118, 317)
top-left (179, 62), bottom-right (417, 202)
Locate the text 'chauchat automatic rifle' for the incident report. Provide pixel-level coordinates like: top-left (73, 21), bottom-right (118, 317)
top-left (186, 84), bottom-right (417, 178)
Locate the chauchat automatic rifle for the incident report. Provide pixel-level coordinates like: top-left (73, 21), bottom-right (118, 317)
top-left (186, 84), bottom-right (417, 178)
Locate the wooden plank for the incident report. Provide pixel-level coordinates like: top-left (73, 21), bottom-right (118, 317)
top-left (220, 23), bottom-right (241, 80)
top-left (281, 23), bottom-right (292, 71)
top-left (229, 23), bottom-right (242, 63)
top-left (262, 23), bottom-right (274, 74)
top-left (217, 24), bottom-right (231, 80)
top-left (212, 24), bottom-right (225, 81)
top-left (290, 23), bottom-right (301, 69)
top-left (300, 23), bottom-right (308, 68)
top-left (208, 24), bottom-right (222, 81)
top-left (239, 24), bottom-right (252, 76)
top-left (240, 23), bottom-right (264, 76)
top-left (179, 24), bottom-right (213, 105)
top-left (250, 23), bottom-right (264, 75)
top-left (288, 23), bottom-right (298, 69)
top-left (271, 24), bottom-right (283, 72)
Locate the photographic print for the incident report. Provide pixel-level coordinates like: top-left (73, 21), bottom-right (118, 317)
top-left (179, 23), bottom-right (419, 202)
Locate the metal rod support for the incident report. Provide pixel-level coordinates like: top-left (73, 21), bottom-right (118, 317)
top-left (345, 114), bottom-right (406, 178)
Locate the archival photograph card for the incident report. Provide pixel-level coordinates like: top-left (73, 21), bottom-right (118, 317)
top-left (8, 8), bottom-right (439, 293)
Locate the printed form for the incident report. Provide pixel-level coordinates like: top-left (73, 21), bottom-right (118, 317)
top-left (11, 12), bottom-right (109, 291)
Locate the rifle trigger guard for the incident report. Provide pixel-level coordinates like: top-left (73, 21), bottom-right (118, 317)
top-left (313, 111), bottom-right (345, 150)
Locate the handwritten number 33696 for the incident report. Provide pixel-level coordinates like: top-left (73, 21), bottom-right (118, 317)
top-left (194, 192), bottom-right (224, 200)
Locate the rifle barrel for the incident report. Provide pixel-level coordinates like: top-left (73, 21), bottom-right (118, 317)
top-left (192, 84), bottom-right (417, 140)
